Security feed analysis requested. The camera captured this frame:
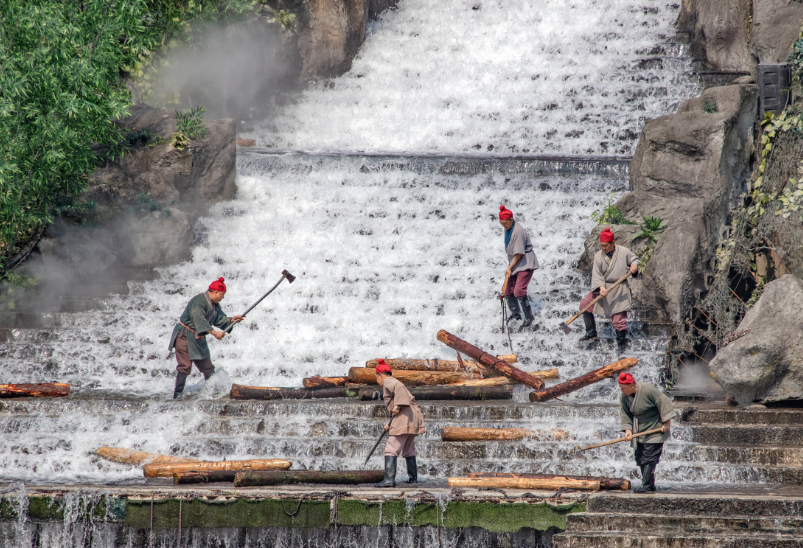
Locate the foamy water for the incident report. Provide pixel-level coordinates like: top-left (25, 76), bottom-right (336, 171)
top-left (245, 0), bottom-right (699, 155)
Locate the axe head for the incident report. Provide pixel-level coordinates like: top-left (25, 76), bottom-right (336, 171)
top-left (559, 322), bottom-right (572, 335)
top-left (282, 270), bottom-right (296, 284)
top-left (572, 446), bottom-right (586, 459)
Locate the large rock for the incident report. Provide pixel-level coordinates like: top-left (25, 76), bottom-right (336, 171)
top-left (708, 274), bottom-right (803, 405)
top-left (678, 0), bottom-right (803, 75)
top-left (581, 85), bottom-right (757, 322)
top-left (297, 0), bottom-right (369, 79)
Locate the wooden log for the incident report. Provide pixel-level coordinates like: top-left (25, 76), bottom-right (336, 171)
top-left (357, 385), bottom-right (513, 401)
top-left (528, 358), bottom-right (638, 403)
top-left (441, 427), bottom-right (568, 441)
top-left (0, 383), bottom-right (70, 398)
top-left (230, 385), bottom-right (347, 400)
top-left (455, 368), bottom-right (559, 387)
top-left (348, 367), bottom-right (487, 386)
top-left (365, 354), bottom-right (517, 372)
top-left (143, 459), bottom-right (292, 478)
top-left (467, 472), bottom-right (629, 491)
top-left (233, 470), bottom-right (385, 487)
top-left (173, 471), bottom-right (239, 484)
top-left (436, 330), bottom-right (545, 389)
top-left (447, 476), bottom-right (600, 491)
top-left (96, 447), bottom-right (200, 466)
top-left (302, 376), bottom-right (348, 389)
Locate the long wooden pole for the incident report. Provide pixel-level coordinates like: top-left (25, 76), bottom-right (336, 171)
top-left (448, 476), bottom-right (600, 491)
top-left (578, 427), bottom-right (664, 451)
top-left (357, 385), bottom-right (513, 401)
top-left (365, 355), bottom-right (516, 372)
top-left (348, 368), bottom-right (484, 386)
top-left (559, 271), bottom-right (632, 332)
top-left (528, 358), bottom-right (637, 402)
top-left (234, 470), bottom-right (385, 487)
top-left (441, 427), bottom-right (568, 441)
top-left (0, 383), bottom-right (70, 398)
top-left (468, 472), bottom-right (629, 491)
top-left (143, 459), bottom-right (292, 478)
top-left (455, 368), bottom-right (559, 386)
top-left (436, 330), bottom-right (545, 389)
top-left (230, 385), bottom-right (347, 400)
top-left (95, 447), bottom-right (200, 466)
top-left (302, 376), bottom-right (348, 389)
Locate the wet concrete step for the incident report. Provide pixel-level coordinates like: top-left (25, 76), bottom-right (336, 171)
top-left (689, 425), bottom-right (803, 445)
top-left (565, 512), bottom-right (803, 535)
top-left (553, 532), bottom-right (803, 548)
top-left (587, 493), bottom-right (803, 516)
top-left (684, 408), bottom-right (803, 426)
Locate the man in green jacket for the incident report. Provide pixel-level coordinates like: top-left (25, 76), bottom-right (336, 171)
top-left (168, 277), bottom-right (244, 398)
top-left (619, 372), bottom-right (675, 493)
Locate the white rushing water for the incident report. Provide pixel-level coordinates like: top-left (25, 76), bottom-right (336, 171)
top-left (246, 0), bottom-right (699, 155)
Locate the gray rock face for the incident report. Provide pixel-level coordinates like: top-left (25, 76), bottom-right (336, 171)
top-left (678, 0), bottom-right (803, 74)
top-left (581, 85), bottom-right (757, 322)
top-left (298, 0), bottom-right (369, 79)
top-left (709, 275), bottom-right (803, 405)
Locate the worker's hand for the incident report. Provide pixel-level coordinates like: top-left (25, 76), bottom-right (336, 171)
top-left (505, 267), bottom-right (513, 278)
top-left (630, 263), bottom-right (639, 274)
top-left (660, 424), bottom-right (669, 433)
top-left (624, 429), bottom-right (633, 442)
top-left (232, 315), bottom-right (245, 323)
top-left (600, 286), bottom-right (608, 298)
top-left (384, 423), bottom-right (390, 432)
top-left (211, 330), bottom-right (225, 340)
top-left (392, 405), bottom-right (400, 416)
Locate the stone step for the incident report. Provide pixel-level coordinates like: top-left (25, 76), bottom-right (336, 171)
top-left (684, 408), bottom-right (803, 426)
top-left (689, 425), bottom-right (803, 446)
top-left (565, 512), bottom-right (803, 535)
top-left (586, 494), bottom-right (803, 517)
top-left (553, 532), bottom-right (803, 548)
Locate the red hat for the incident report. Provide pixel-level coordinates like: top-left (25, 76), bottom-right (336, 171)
top-left (618, 372), bottom-right (635, 384)
top-left (499, 205), bottom-right (513, 220)
top-left (208, 277), bottom-right (226, 293)
top-left (376, 359), bottom-right (392, 374)
top-left (600, 227), bottom-right (615, 243)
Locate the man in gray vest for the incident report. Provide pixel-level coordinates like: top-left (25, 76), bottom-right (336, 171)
top-left (499, 205), bottom-right (539, 329)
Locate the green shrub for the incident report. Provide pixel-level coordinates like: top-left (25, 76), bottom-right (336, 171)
top-left (590, 191), bottom-right (635, 225)
top-left (703, 98), bottom-right (718, 113)
top-left (273, 9), bottom-right (296, 32)
top-left (632, 214), bottom-right (667, 244)
top-left (170, 106), bottom-right (208, 149)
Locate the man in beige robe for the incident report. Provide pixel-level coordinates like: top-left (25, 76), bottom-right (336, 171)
top-left (374, 360), bottom-right (426, 487)
top-left (579, 227), bottom-right (638, 351)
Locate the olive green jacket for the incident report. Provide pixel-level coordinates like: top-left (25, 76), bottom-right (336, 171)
top-left (619, 381), bottom-right (676, 446)
top-left (168, 292), bottom-right (234, 360)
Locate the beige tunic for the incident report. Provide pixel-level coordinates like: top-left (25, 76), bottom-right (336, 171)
top-left (382, 376), bottom-right (425, 436)
top-left (505, 221), bottom-right (540, 274)
top-left (590, 245), bottom-right (638, 316)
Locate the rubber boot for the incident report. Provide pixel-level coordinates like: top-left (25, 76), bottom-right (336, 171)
top-left (404, 456), bottom-right (418, 483)
top-left (579, 312), bottom-right (598, 341)
top-left (518, 296), bottom-right (534, 329)
top-left (504, 295), bottom-right (522, 324)
top-left (634, 463), bottom-right (656, 493)
top-left (173, 372), bottom-right (189, 399)
top-left (616, 329), bottom-right (628, 353)
top-left (203, 369), bottom-right (215, 381)
top-left (375, 456), bottom-right (397, 488)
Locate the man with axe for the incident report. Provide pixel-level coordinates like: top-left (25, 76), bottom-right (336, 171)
top-left (618, 372), bottom-right (674, 493)
top-left (579, 227), bottom-right (638, 351)
top-left (499, 205), bottom-right (539, 329)
top-left (168, 277), bottom-right (244, 398)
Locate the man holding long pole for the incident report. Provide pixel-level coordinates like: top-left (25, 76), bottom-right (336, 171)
top-left (579, 227), bottom-right (638, 351)
top-left (498, 205), bottom-right (539, 329)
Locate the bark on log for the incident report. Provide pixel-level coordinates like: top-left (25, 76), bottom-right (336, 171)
top-left (173, 471), bottom-right (239, 484)
top-left (230, 385), bottom-right (347, 400)
top-left (365, 354), bottom-right (517, 372)
top-left (302, 376), bottom-right (348, 389)
top-left (436, 330), bottom-right (545, 389)
top-left (441, 427), bottom-right (568, 441)
top-left (0, 383), bottom-right (70, 398)
top-left (528, 358), bottom-right (638, 403)
top-left (455, 368), bottom-right (559, 387)
top-left (233, 470), bottom-right (385, 487)
top-left (143, 459), bottom-right (292, 478)
top-left (467, 472), bottom-right (629, 491)
top-left (357, 385), bottom-right (513, 401)
top-left (447, 476), bottom-right (600, 491)
top-left (95, 447), bottom-right (200, 466)
top-left (348, 367), bottom-right (487, 386)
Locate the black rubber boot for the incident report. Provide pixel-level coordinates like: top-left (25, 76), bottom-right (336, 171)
top-left (173, 372), bottom-right (189, 399)
top-left (616, 329), bottom-right (628, 353)
top-left (518, 296), bottom-right (534, 329)
top-left (579, 312), bottom-right (598, 341)
top-left (404, 456), bottom-right (418, 483)
top-left (375, 456), bottom-right (397, 488)
top-left (203, 369), bottom-right (215, 381)
top-left (504, 295), bottom-right (522, 324)
top-left (634, 463), bottom-right (656, 493)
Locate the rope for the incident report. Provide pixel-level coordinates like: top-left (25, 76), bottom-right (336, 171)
top-left (281, 496), bottom-right (304, 518)
top-left (149, 494), bottom-right (154, 548)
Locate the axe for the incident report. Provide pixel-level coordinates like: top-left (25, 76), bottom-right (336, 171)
top-left (559, 270), bottom-right (632, 334)
top-left (223, 269), bottom-right (296, 334)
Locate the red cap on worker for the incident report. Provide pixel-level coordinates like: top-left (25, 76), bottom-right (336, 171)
top-left (600, 227), bottom-right (615, 242)
top-left (499, 205), bottom-right (513, 220)
top-left (208, 277), bottom-right (226, 293)
top-left (376, 359), bottom-right (392, 374)
top-left (618, 372), bottom-right (635, 384)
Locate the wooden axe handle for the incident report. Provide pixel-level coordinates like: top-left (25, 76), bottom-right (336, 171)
top-left (501, 272), bottom-right (511, 296)
top-left (579, 427), bottom-right (664, 451)
top-left (562, 270), bottom-right (632, 327)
